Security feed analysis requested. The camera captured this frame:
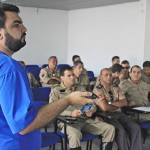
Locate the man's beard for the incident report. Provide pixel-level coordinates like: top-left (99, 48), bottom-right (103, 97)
top-left (5, 31), bottom-right (26, 53)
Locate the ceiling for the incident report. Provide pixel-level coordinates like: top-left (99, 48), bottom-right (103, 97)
top-left (4, 0), bottom-right (139, 10)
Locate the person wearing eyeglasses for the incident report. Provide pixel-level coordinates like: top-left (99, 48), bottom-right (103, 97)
top-left (93, 68), bottom-right (143, 150)
top-left (121, 60), bottom-right (130, 80)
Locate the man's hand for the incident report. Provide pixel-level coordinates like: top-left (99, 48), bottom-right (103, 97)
top-left (71, 110), bottom-right (81, 117)
top-left (64, 91), bottom-right (94, 106)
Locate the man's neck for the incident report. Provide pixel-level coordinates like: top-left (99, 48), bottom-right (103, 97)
top-left (64, 83), bottom-right (73, 90)
top-left (131, 79), bottom-right (140, 84)
top-left (0, 47), bottom-right (13, 57)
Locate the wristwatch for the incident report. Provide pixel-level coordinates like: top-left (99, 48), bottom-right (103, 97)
top-left (108, 101), bottom-right (112, 105)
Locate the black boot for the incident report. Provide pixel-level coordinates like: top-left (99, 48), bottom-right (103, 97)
top-left (70, 146), bottom-right (81, 150)
top-left (100, 142), bottom-right (113, 150)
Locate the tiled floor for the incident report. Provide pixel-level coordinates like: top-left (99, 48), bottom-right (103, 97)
top-left (41, 124), bottom-right (150, 150)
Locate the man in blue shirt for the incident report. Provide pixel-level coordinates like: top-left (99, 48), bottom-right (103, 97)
top-left (0, 3), bottom-right (94, 150)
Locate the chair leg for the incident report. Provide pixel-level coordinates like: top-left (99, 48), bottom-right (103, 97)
top-left (86, 141), bottom-right (89, 150)
top-left (141, 128), bottom-right (147, 144)
top-left (89, 140), bottom-right (93, 150)
top-left (52, 144), bottom-right (55, 150)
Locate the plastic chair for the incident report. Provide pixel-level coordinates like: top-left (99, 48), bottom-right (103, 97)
top-left (29, 67), bottom-right (41, 81)
top-left (140, 120), bottom-right (150, 143)
top-left (87, 71), bottom-right (96, 82)
top-left (25, 65), bottom-right (40, 72)
top-left (32, 87), bottom-right (51, 103)
top-left (57, 64), bottom-right (70, 70)
top-left (42, 64), bottom-right (48, 68)
top-left (55, 116), bottom-right (99, 150)
top-left (32, 87), bottom-right (51, 132)
top-left (41, 132), bottom-right (63, 150)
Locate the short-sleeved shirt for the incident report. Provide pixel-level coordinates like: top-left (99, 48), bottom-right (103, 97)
top-left (119, 79), bottom-right (150, 106)
top-left (39, 67), bottom-right (60, 87)
top-left (74, 74), bottom-right (91, 92)
top-left (93, 83), bottom-right (125, 112)
top-left (50, 82), bottom-right (96, 116)
top-left (141, 73), bottom-right (150, 84)
top-left (0, 52), bottom-right (41, 150)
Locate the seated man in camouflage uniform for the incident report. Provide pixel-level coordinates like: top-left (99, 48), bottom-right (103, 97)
top-left (49, 66), bottom-right (115, 150)
top-left (141, 61), bottom-right (150, 84)
top-left (110, 56), bottom-right (120, 69)
top-left (73, 61), bottom-right (91, 92)
top-left (119, 65), bottom-right (150, 120)
top-left (72, 55), bottom-right (87, 76)
top-left (39, 56), bottom-right (61, 87)
top-left (93, 68), bottom-right (143, 150)
top-left (111, 64), bottom-right (125, 86)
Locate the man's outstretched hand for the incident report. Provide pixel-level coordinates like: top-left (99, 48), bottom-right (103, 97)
top-left (64, 91), bottom-right (95, 106)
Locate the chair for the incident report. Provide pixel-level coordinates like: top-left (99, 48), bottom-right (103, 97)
top-left (140, 120), bottom-right (150, 143)
top-left (57, 64), bottom-right (70, 70)
top-left (25, 65), bottom-right (40, 72)
top-left (32, 87), bottom-right (51, 132)
top-left (29, 67), bottom-right (41, 81)
top-left (42, 64), bottom-right (48, 68)
top-left (32, 87), bottom-right (51, 104)
top-left (41, 132), bottom-right (63, 150)
top-left (87, 71), bottom-right (96, 82)
top-left (55, 116), bottom-right (99, 150)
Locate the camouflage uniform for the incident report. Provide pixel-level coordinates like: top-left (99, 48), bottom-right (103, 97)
top-left (27, 72), bottom-right (41, 88)
top-left (39, 66), bottom-right (60, 87)
top-left (74, 74), bottom-right (91, 92)
top-left (119, 79), bottom-right (150, 120)
top-left (49, 82), bottom-right (115, 148)
top-left (141, 72), bottom-right (150, 84)
top-left (93, 83), bottom-right (143, 150)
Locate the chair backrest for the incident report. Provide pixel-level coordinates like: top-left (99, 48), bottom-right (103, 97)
top-left (29, 68), bottom-right (41, 81)
top-left (25, 65), bottom-right (40, 72)
top-left (57, 64), bottom-right (70, 70)
top-left (87, 71), bottom-right (95, 78)
top-left (87, 71), bottom-right (96, 82)
top-left (41, 132), bottom-right (63, 149)
top-left (32, 87), bottom-right (51, 103)
top-left (42, 64), bottom-right (48, 68)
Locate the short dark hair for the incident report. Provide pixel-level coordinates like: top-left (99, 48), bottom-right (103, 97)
top-left (60, 66), bottom-right (73, 76)
top-left (72, 55), bottom-right (80, 62)
top-left (121, 60), bottom-right (129, 65)
top-left (111, 64), bottom-right (123, 73)
top-left (48, 56), bottom-right (57, 61)
top-left (112, 56), bottom-right (120, 62)
top-left (143, 61), bottom-right (150, 68)
top-left (73, 61), bottom-right (83, 67)
top-left (130, 65), bottom-right (142, 73)
top-left (0, 3), bottom-right (19, 28)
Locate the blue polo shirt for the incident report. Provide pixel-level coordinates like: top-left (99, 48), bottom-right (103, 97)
top-left (0, 52), bottom-right (41, 150)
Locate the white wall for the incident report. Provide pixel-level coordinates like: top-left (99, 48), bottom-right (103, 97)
top-left (144, 0), bottom-right (150, 61)
top-left (13, 7), bottom-right (68, 66)
top-left (13, 2), bottom-right (148, 76)
top-left (68, 2), bottom-right (144, 76)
